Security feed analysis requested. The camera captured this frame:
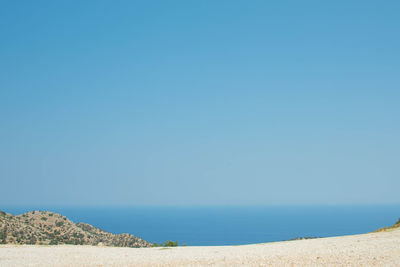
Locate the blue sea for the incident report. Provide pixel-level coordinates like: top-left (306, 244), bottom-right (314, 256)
top-left (2, 205), bottom-right (400, 246)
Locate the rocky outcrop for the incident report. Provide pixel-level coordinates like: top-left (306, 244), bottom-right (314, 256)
top-left (0, 210), bottom-right (151, 247)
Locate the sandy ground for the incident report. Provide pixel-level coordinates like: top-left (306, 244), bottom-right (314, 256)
top-left (1, 229), bottom-right (400, 267)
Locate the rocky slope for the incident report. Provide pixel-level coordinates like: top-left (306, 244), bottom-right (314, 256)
top-left (0, 210), bottom-right (151, 247)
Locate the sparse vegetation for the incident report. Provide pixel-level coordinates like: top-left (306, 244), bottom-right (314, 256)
top-left (375, 217), bottom-right (400, 232)
top-left (0, 231), bottom-right (7, 243)
top-left (152, 240), bottom-right (179, 247)
top-left (72, 233), bottom-right (84, 239)
top-left (28, 237), bottom-right (36, 245)
top-left (0, 210), bottom-right (151, 247)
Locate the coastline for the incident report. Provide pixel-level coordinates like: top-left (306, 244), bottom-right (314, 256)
top-left (4, 205), bottom-right (400, 246)
top-left (1, 228), bottom-right (399, 266)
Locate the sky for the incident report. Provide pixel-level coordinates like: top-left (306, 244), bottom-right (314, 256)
top-left (1, 0), bottom-right (399, 206)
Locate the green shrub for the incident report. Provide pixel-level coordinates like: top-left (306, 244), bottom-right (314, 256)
top-left (28, 237), bottom-right (37, 245)
top-left (41, 217), bottom-right (47, 221)
top-left (72, 233), bottom-right (84, 239)
top-left (164, 240), bottom-right (178, 247)
top-left (0, 231), bottom-right (6, 241)
top-left (55, 221), bottom-right (64, 227)
top-left (152, 240), bottom-right (179, 247)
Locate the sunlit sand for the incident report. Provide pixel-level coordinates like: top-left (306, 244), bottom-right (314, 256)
top-left (1, 228), bottom-right (399, 266)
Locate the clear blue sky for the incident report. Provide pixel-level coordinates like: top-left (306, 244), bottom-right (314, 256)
top-left (1, 0), bottom-right (399, 206)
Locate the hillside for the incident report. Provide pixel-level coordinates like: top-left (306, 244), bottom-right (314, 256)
top-left (0, 210), bottom-right (151, 247)
top-left (375, 218), bottom-right (400, 232)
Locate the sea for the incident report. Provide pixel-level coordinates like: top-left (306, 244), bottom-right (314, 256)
top-left (2, 205), bottom-right (400, 246)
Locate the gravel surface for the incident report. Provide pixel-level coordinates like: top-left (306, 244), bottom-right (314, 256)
top-left (1, 229), bottom-right (400, 266)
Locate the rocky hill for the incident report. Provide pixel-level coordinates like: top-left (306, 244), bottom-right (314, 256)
top-left (0, 210), bottom-right (151, 247)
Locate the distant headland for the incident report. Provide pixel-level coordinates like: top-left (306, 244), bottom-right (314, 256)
top-left (0, 210), bottom-right (151, 247)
